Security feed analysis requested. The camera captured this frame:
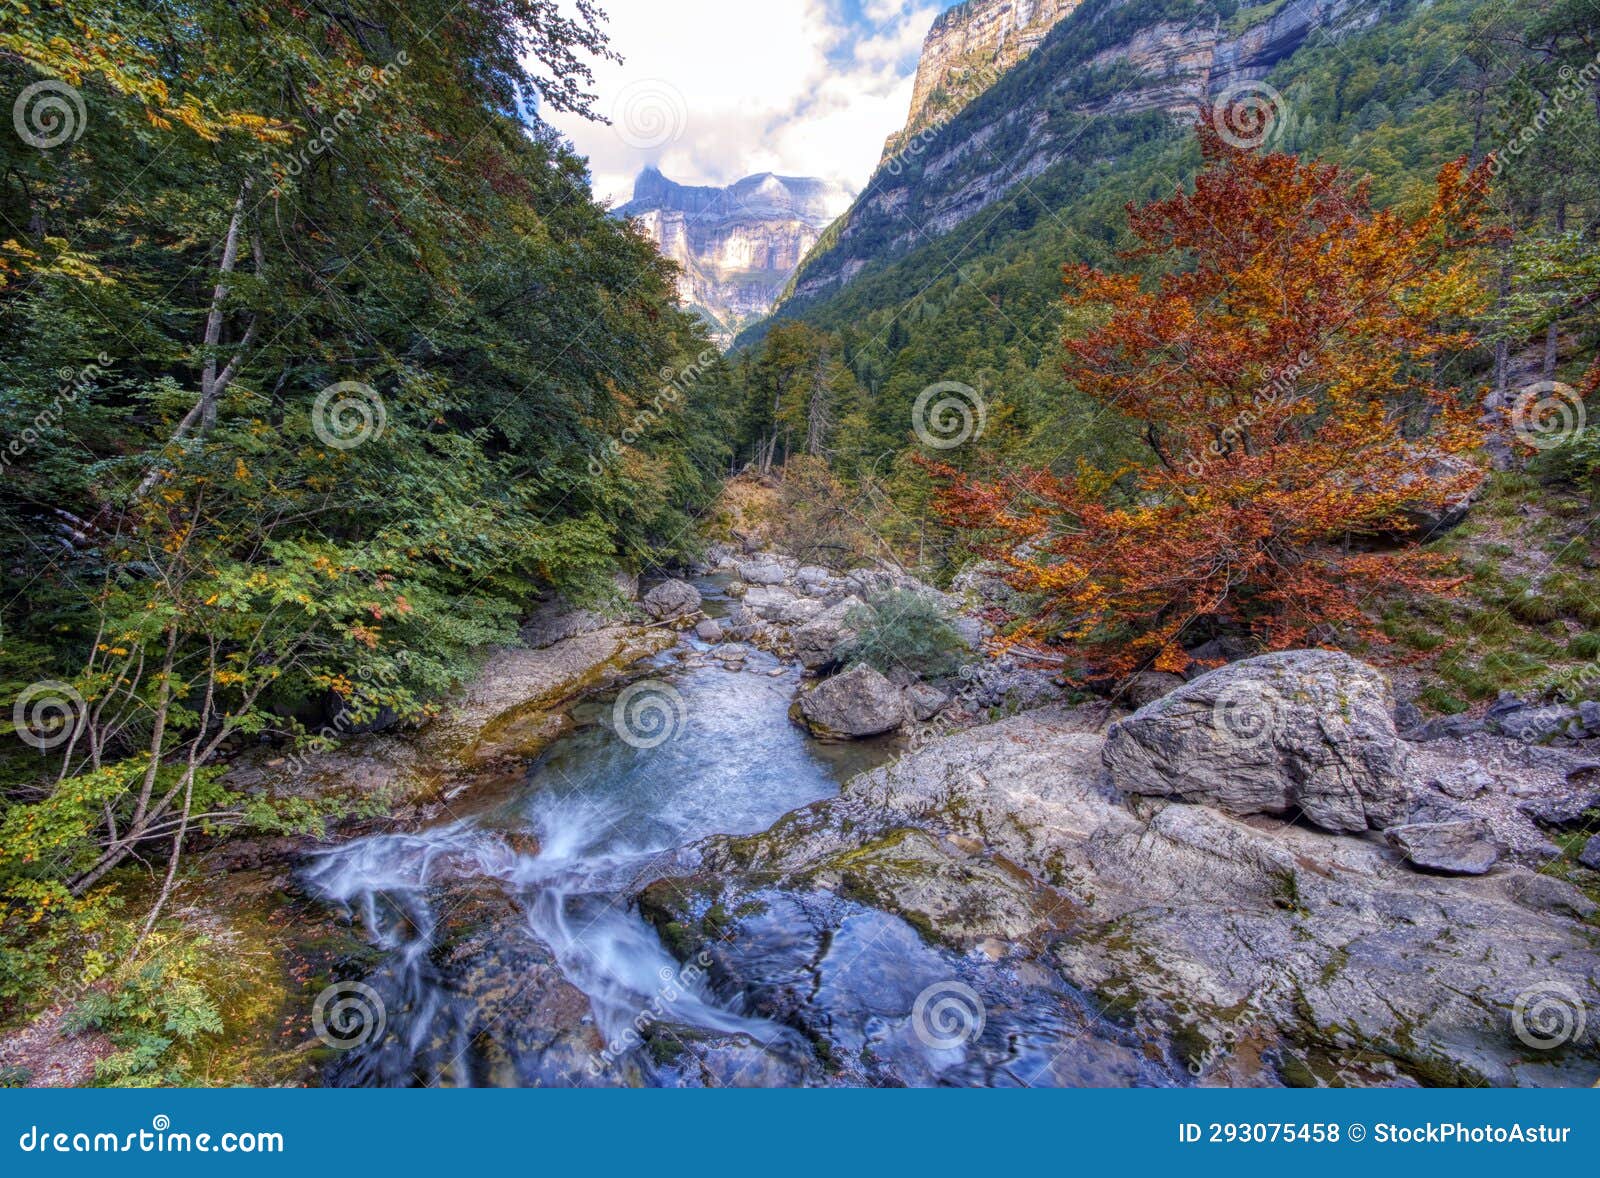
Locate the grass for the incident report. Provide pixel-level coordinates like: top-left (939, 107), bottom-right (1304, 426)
top-left (1388, 471), bottom-right (1600, 713)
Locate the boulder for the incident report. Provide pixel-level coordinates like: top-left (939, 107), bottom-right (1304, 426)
top-left (610, 568), bottom-right (639, 601)
top-left (1385, 820), bottom-right (1503, 875)
top-left (738, 559), bottom-right (790, 586)
top-left (1502, 868), bottom-right (1598, 921)
top-left (743, 584), bottom-right (798, 621)
top-left (694, 618), bottom-right (723, 643)
top-left (795, 664), bottom-right (907, 739)
top-left (792, 597), bottom-right (862, 671)
top-left (1581, 835), bottom-right (1600, 872)
top-left (1120, 671), bottom-right (1186, 708)
top-left (1102, 650), bottom-right (1409, 833)
top-left (641, 578), bottom-right (702, 620)
top-left (905, 683), bottom-right (950, 722)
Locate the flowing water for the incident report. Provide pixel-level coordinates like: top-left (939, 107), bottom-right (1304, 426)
top-left (302, 581), bottom-right (1177, 1087)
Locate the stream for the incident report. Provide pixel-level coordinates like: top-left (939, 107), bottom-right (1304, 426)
top-left (300, 581), bottom-right (1177, 1087)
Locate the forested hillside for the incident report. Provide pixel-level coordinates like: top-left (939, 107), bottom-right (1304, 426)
top-left (725, 0), bottom-right (1600, 670)
top-left (0, 0), bottom-right (735, 1078)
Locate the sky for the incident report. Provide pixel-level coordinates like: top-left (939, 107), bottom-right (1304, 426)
top-left (543, 0), bottom-right (950, 208)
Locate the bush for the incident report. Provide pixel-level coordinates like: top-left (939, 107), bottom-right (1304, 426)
top-left (837, 589), bottom-right (969, 680)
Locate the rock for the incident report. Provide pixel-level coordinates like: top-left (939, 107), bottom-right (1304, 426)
top-left (1432, 761), bottom-right (1495, 800)
top-left (1120, 671), bottom-right (1186, 708)
top-left (1181, 635), bottom-right (1255, 674)
top-left (949, 560), bottom-right (1013, 606)
top-left (794, 565), bottom-right (832, 587)
top-left (1581, 835), bottom-right (1600, 871)
top-left (719, 604), bottom-right (761, 643)
top-left (743, 584), bottom-right (798, 621)
top-left (950, 616), bottom-right (985, 650)
top-left (1485, 692), bottom-right (1584, 744)
top-left (1385, 820), bottom-right (1503, 875)
top-left (642, 579), bottom-right (702, 620)
top-left (711, 643), bottom-right (749, 668)
top-left (775, 597), bottom-right (825, 626)
top-left (519, 605), bottom-right (605, 649)
top-left (1406, 713), bottom-right (1484, 741)
top-left (1501, 868), bottom-right (1598, 921)
top-left (792, 597), bottom-right (862, 671)
top-left (1103, 650), bottom-right (1409, 833)
top-left (1582, 700), bottom-right (1600, 737)
top-left (1392, 699), bottom-right (1423, 732)
top-left (648, 704), bottom-right (1600, 1088)
top-left (794, 664), bottom-right (907, 738)
top-left (694, 618), bottom-right (724, 642)
top-left (738, 559), bottom-right (790, 586)
top-left (904, 683), bottom-right (950, 722)
top-left (611, 568), bottom-right (640, 601)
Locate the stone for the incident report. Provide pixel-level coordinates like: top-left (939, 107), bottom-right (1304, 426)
top-left (1501, 868), bottom-right (1598, 921)
top-left (1102, 650), bottom-right (1409, 833)
top-left (1385, 820), bottom-right (1503, 875)
top-left (641, 579), bottom-right (701, 620)
top-left (742, 584), bottom-right (798, 620)
top-left (904, 683), bottom-right (950, 722)
top-left (1581, 835), bottom-right (1600, 872)
top-left (794, 664), bottom-right (907, 739)
top-left (1120, 671), bottom-right (1186, 708)
top-left (1433, 761), bottom-right (1495, 800)
top-left (794, 565), bottom-right (832, 587)
top-left (694, 618), bottom-right (723, 643)
top-left (792, 597), bottom-right (862, 671)
top-left (737, 559), bottom-right (790, 586)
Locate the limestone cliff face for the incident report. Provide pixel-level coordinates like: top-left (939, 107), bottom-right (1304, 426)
top-left (885, 0), bottom-right (1083, 160)
top-left (784, 0), bottom-right (1381, 312)
top-left (617, 168), bottom-right (853, 343)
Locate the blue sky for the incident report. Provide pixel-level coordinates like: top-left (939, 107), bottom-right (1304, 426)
top-left (546, 0), bottom-right (955, 206)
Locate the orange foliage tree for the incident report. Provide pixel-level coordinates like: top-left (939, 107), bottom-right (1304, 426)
top-left (928, 117), bottom-right (1499, 675)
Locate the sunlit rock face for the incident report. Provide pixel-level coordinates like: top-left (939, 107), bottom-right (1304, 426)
top-left (616, 168), bottom-right (854, 344)
top-left (784, 0), bottom-right (1380, 312)
top-left (883, 0), bottom-right (1083, 161)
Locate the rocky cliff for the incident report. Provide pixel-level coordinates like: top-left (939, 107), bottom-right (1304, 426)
top-left (616, 168), bottom-right (854, 343)
top-left (780, 0), bottom-right (1382, 313)
top-left (884, 0), bottom-right (1083, 161)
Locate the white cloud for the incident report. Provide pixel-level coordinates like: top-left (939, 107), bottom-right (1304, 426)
top-left (541, 0), bottom-right (940, 206)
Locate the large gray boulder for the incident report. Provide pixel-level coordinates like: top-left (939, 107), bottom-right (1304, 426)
top-left (794, 664), bottom-right (907, 739)
top-left (1102, 650), bottom-right (1409, 833)
top-left (792, 597), bottom-right (862, 671)
top-left (641, 578), bottom-right (701, 620)
top-left (1581, 835), bottom-right (1600, 872)
top-left (737, 558), bottom-right (791, 586)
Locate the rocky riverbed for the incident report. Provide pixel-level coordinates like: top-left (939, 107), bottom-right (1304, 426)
top-left (33, 549), bottom-right (1591, 1088)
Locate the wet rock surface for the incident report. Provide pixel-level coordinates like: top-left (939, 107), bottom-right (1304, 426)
top-left (649, 703), bottom-right (1600, 1087)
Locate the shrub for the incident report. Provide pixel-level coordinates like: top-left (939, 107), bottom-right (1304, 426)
top-left (838, 589), bottom-right (969, 680)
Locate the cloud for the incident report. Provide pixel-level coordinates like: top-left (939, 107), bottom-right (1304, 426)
top-left (541, 0), bottom-right (940, 206)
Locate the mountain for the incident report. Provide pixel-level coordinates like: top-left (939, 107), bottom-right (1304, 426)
top-left (616, 168), bottom-right (854, 343)
top-left (779, 0), bottom-right (1387, 316)
top-left (883, 0), bottom-right (1084, 162)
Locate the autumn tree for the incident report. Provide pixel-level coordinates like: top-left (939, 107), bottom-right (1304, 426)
top-left (928, 118), bottom-right (1498, 675)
